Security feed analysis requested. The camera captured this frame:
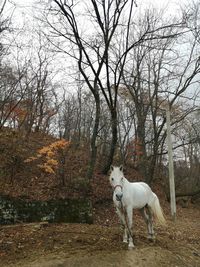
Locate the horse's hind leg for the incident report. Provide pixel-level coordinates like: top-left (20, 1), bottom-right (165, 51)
top-left (146, 205), bottom-right (155, 240)
top-left (122, 224), bottom-right (128, 243)
top-left (140, 207), bottom-right (151, 237)
top-left (140, 206), bottom-right (155, 240)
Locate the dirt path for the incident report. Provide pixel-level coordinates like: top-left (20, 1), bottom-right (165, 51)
top-left (0, 204), bottom-right (200, 267)
top-left (14, 248), bottom-right (193, 267)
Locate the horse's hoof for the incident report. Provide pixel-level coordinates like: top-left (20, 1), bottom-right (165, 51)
top-left (123, 238), bottom-right (128, 243)
top-left (147, 235), bottom-right (156, 242)
top-left (128, 243), bottom-right (135, 250)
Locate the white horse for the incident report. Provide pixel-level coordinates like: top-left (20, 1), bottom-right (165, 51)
top-left (109, 165), bottom-right (166, 249)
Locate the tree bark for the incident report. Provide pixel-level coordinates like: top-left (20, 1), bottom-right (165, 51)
top-left (102, 108), bottom-right (118, 174)
top-left (86, 91), bottom-right (100, 180)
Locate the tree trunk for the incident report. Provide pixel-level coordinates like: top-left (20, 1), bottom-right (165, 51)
top-left (102, 109), bottom-right (118, 174)
top-left (86, 92), bottom-right (100, 181)
top-left (136, 115), bottom-right (149, 182)
top-left (147, 154), bottom-right (157, 185)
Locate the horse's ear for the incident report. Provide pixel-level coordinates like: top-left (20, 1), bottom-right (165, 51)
top-left (119, 165), bottom-right (123, 172)
top-left (110, 165), bottom-right (114, 171)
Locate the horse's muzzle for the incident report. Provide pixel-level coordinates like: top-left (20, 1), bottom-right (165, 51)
top-left (116, 193), bottom-right (123, 201)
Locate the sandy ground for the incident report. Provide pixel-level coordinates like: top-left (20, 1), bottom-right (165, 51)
top-left (0, 203), bottom-right (200, 267)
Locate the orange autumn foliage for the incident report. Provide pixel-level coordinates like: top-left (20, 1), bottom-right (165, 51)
top-left (25, 139), bottom-right (70, 174)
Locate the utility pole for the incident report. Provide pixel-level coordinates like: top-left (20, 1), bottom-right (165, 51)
top-left (166, 105), bottom-right (176, 222)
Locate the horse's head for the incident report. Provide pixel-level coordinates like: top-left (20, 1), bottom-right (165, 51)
top-left (109, 165), bottom-right (124, 201)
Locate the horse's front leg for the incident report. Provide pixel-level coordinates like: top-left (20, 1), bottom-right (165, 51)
top-left (116, 207), bottom-right (128, 243)
top-left (126, 206), bottom-right (134, 249)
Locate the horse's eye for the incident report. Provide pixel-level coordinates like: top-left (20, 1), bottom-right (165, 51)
top-left (111, 178), bottom-right (114, 181)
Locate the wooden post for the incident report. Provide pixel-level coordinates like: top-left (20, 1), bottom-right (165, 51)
top-left (166, 105), bottom-right (176, 221)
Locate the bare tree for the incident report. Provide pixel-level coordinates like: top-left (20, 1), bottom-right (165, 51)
top-left (43, 0), bottom-right (187, 179)
top-left (118, 8), bottom-right (200, 183)
top-left (43, 0), bottom-right (137, 178)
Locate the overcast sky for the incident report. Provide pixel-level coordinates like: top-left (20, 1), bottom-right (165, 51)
top-left (2, 0), bottom-right (196, 90)
top-left (5, 0), bottom-right (191, 24)
top-left (3, 0), bottom-right (191, 51)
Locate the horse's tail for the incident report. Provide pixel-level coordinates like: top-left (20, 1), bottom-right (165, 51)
top-left (149, 193), bottom-right (166, 225)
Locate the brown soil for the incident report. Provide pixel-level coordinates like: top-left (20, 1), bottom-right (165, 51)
top-left (0, 203), bottom-right (199, 267)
